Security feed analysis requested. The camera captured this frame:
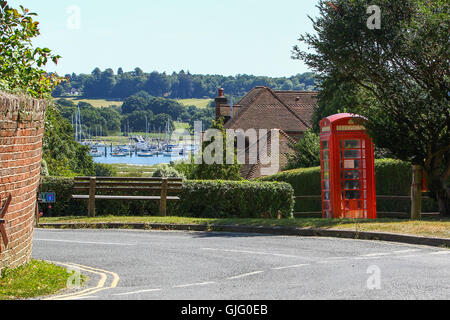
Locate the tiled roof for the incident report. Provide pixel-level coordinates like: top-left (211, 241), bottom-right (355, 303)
top-left (225, 87), bottom-right (317, 132)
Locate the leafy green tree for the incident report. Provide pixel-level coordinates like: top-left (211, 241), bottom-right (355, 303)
top-left (293, 0), bottom-right (449, 216)
top-left (286, 129), bottom-right (321, 169)
top-left (192, 118), bottom-right (242, 180)
top-left (144, 71), bottom-right (170, 97)
top-left (0, 1), bottom-right (62, 97)
top-left (43, 104), bottom-right (95, 177)
top-left (311, 75), bottom-right (364, 133)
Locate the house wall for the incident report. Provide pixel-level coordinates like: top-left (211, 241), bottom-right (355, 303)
top-left (0, 92), bottom-right (46, 272)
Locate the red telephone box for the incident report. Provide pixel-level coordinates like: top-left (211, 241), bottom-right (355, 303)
top-left (319, 113), bottom-right (377, 219)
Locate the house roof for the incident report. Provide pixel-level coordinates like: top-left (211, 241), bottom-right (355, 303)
top-left (225, 87), bottom-right (317, 133)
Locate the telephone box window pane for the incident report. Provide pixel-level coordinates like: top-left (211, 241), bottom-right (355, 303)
top-left (324, 192), bottom-right (330, 200)
top-left (344, 160), bottom-right (361, 169)
top-left (322, 141), bottom-right (329, 149)
top-left (344, 170), bottom-right (361, 179)
top-left (345, 180), bottom-right (361, 190)
top-left (344, 140), bottom-right (361, 149)
top-left (323, 151), bottom-right (329, 160)
top-left (344, 150), bottom-right (361, 159)
top-left (345, 191), bottom-right (361, 199)
top-left (323, 181), bottom-right (330, 190)
top-left (324, 172), bottom-right (329, 180)
top-left (323, 201), bottom-right (330, 210)
top-left (323, 161), bottom-right (329, 170)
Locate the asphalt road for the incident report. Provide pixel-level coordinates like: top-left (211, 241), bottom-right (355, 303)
top-left (32, 228), bottom-right (450, 300)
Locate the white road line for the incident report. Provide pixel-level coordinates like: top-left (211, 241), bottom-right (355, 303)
top-left (34, 239), bottom-right (136, 246)
top-left (112, 289), bottom-right (162, 296)
top-left (361, 252), bottom-right (391, 257)
top-left (397, 255), bottom-right (421, 258)
top-left (272, 264), bottom-right (309, 270)
top-left (393, 249), bottom-right (421, 254)
top-left (227, 271), bottom-right (264, 280)
top-left (173, 282), bottom-right (216, 288)
top-left (201, 248), bottom-right (303, 259)
top-left (429, 251), bottom-right (450, 255)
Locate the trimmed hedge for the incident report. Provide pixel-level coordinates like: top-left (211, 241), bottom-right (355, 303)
top-left (40, 178), bottom-right (294, 219)
top-left (259, 159), bottom-right (438, 213)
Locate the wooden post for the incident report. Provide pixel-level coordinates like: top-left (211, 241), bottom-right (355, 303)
top-left (160, 178), bottom-right (168, 217)
top-left (88, 177), bottom-right (96, 217)
top-left (411, 165), bottom-right (422, 220)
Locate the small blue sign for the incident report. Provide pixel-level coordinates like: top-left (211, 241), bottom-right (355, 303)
top-left (39, 192), bottom-right (56, 204)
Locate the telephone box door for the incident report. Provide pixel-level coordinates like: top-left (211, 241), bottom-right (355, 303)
top-left (339, 137), bottom-right (371, 219)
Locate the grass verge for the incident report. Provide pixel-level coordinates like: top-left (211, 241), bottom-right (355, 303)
top-left (0, 260), bottom-right (73, 300)
top-left (39, 216), bottom-right (450, 239)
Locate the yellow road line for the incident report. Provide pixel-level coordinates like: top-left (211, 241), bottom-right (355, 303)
top-left (65, 262), bottom-right (120, 288)
top-left (44, 261), bottom-right (120, 300)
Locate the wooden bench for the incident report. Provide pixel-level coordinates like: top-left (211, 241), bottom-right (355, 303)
top-left (72, 177), bottom-right (183, 217)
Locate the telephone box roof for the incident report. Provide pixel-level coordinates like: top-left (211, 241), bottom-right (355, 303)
top-left (324, 113), bottom-right (367, 124)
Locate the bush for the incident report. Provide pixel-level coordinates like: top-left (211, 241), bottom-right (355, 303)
top-left (41, 177), bottom-right (294, 219)
top-left (259, 158), bottom-right (439, 214)
top-left (152, 164), bottom-right (185, 178)
top-left (177, 180), bottom-right (294, 218)
top-left (94, 163), bottom-right (117, 177)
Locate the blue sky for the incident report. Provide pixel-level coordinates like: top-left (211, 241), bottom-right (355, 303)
top-left (9, 0), bottom-right (319, 77)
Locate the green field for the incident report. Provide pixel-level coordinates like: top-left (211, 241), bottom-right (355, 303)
top-left (177, 98), bottom-right (212, 109)
top-left (109, 164), bottom-right (157, 177)
top-left (61, 97), bottom-right (211, 110)
top-left (65, 97), bottom-right (123, 108)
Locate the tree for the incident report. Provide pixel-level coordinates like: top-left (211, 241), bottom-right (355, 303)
top-left (43, 104), bottom-right (95, 176)
top-left (144, 71), bottom-right (170, 97)
top-left (311, 75), bottom-right (364, 133)
top-left (293, 0), bottom-right (449, 216)
top-left (286, 129), bottom-right (321, 169)
top-left (0, 1), bottom-right (62, 97)
top-left (191, 118), bottom-right (242, 180)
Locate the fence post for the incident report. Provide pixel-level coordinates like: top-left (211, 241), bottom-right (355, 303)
top-left (88, 177), bottom-right (96, 217)
top-left (411, 165), bottom-right (422, 220)
top-left (160, 178), bottom-right (168, 217)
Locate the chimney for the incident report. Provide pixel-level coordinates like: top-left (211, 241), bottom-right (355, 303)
top-left (215, 88), bottom-right (228, 120)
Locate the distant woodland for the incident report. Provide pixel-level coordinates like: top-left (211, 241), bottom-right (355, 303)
top-left (52, 68), bottom-right (317, 99)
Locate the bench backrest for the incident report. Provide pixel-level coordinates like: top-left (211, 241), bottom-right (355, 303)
top-left (73, 176), bottom-right (183, 194)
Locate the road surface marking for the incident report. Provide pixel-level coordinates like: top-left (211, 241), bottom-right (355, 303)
top-left (361, 252), bottom-right (391, 257)
top-left (397, 255), bottom-right (421, 258)
top-left (393, 249), bottom-right (421, 254)
top-left (44, 262), bottom-right (107, 300)
top-left (201, 248), bottom-right (304, 259)
top-left (272, 264), bottom-right (309, 270)
top-left (34, 238), bottom-right (136, 246)
top-left (66, 262), bottom-right (120, 288)
top-left (112, 289), bottom-right (162, 296)
top-left (45, 261), bottom-right (120, 300)
top-left (227, 271), bottom-right (264, 280)
top-left (173, 282), bottom-right (216, 288)
top-left (429, 251), bottom-right (450, 255)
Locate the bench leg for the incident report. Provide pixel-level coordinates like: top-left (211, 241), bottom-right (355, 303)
top-left (159, 178), bottom-right (168, 217)
top-left (88, 177), bottom-right (96, 217)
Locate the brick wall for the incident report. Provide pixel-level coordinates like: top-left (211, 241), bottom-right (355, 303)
top-left (0, 92), bottom-right (47, 272)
